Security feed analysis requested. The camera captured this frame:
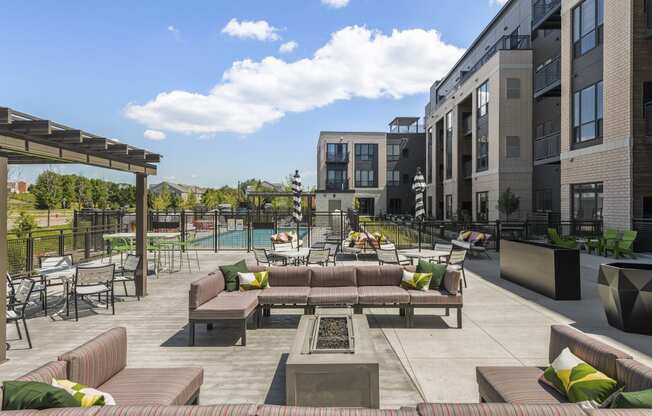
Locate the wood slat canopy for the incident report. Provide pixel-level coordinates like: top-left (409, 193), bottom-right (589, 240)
top-left (0, 107), bottom-right (161, 174)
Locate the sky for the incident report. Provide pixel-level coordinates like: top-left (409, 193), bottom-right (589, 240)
top-left (0, 0), bottom-right (508, 188)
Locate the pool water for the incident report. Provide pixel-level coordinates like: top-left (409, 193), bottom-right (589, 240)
top-left (193, 227), bottom-right (309, 250)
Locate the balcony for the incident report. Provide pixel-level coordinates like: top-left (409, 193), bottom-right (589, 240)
top-left (532, 0), bottom-right (561, 31)
top-left (459, 35), bottom-right (531, 86)
top-left (534, 132), bottom-right (560, 162)
top-left (326, 181), bottom-right (349, 192)
top-left (326, 152), bottom-right (348, 163)
top-left (534, 56), bottom-right (561, 98)
top-left (462, 114), bottom-right (472, 136)
top-left (462, 160), bottom-right (472, 179)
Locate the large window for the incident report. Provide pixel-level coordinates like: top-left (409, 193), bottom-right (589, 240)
top-left (357, 198), bottom-right (375, 216)
top-left (573, 0), bottom-right (604, 57)
top-left (387, 144), bottom-right (400, 162)
top-left (355, 144), bottom-right (376, 161)
top-left (387, 170), bottom-right (400, 186)
top-left (445, 111), bottom-right (453, 179)
top-left (388, 198), bottom-right (402, 214)
top-left (573, 81), bottom-right (603, 143)
top-left (572, 182), bottom-right (603, 220)
top-left (326, 169), bottom-right (346, 189)
top-left (355, 169), bottom-right (375, 187)
top-left (445, 194), bottom-right (453, 220)
top-left (427, 129), bottom-right (433, 183)
top-left (477, 81), bottom-right (489, 118)
top-left (535, 189), bottom-right (553, 212)
top-left (476, 192), bottom-right (488, 222)
top-left (477, 81), bottom-right (489, 172)
top-left (326, 143), bottom-right (347, 161)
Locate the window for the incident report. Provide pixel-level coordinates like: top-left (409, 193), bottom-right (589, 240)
top-left (506, 136), bottom-right (520, 158)
top-left (355, 144), bottom-right (376, 161)
top-left (445, 111), bottom-right (453, 179)
top-left (644, 82), bottom-right (652, 137)
top-left (572, 182), bottom-right (603, 220)
top-left (573, 81), bottom-right (603, 143)
top-left (643, 196), bottom-right (652, 218)
top-left (535, 189), bottom-right (553, 211)
top-left (402, 148), bottom-right (409, 159)
top-left (387, 144), bottom-right (400, 162)
top-left (402, 174), bottom-right (410, 185)
top-left (327, 169), bottom-right (345, 185)
top-left (477, 134), bottom-right (488, 171)
top-left (387, 170), bottom-right (400, 186)
top-left (445, 195), bottom-right (453, 220)
top-left (506, 78), bottom-right (521, 99)
top-left (355, 169), bottom-right (375, 187)
top-left (388, 198), bottom-right (402, 214)
top-left (476, 192), bottom-right (488, 222)
top-left (427, 196), bottom-right (432, 217)
top-left (477, 81), bottom-right (489, 118)
top-left (326, 143), bottom-right (347, 161)
top-left (573, 0), bottom-right (603, 57)
top-left (427, 130), bottom-right (433, 183)
top-left (357, 198), bottom-right (375, 216)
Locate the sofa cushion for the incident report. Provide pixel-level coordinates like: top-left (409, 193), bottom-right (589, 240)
top-left (190, 291), bottom-right (259, 320)
top-left (356, 265), bottom-right (403, 286)
top-left (584, 410), bottom-right (652, 416)
top-left (310, 267), bottom-right (356, 287)
top-left (257, 287), bottom-right (310, 305)
top-left (476, 366), bottom-right (568, 404)
top-left (407, 290), bottom-right (462, 305)
top-left (442, 270), bottom-right (461, 295)
top-left (94, 405), bottom-right (258, 416)
top-left (189, 272), bottom-right (224, 310)
top-left (549, 325), bottom-right (632, 379)
top-left (98, 367), bottom-right (203, 406)
top-left (357, 286), bottom-right (409, 305)
top-left (219, 260), bottom-right (248, 292)
top-left (417, 403), bottom-right (585, 416)
top-left (267, 267), bottom-right (311, 287)
top-left (257, 404), bottom-right (410, 416)
top-left (308, 287), bottom-right (358, 305)
top-left (58, 327), bottom-right (128, 389)
top-left (17, 361), bottom-right (68, 384)
top-left (617, 359), bottom-right (652, 392)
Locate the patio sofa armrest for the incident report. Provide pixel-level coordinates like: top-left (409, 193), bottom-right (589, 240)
top-left (16, 361), bottom-right (68, 383)
top-left (417, 403), bottom-right (585, 416)
top-left (616, 358), bottom-right (652, 391)
top-left (58, 327), bottom-right (128, 388)
top-left (442, 269), bottom-right (462, 294)
top-left (189, 271), bottom-right (225, 310)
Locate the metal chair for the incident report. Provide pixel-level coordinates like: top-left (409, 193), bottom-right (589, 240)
top-left (306, 249), bottom-right (330, 266)
top-left (7, 272), bottom-right (47, 316)
top-left (447, 250), bottom-right (468, 288)
top-left (254, 248), bottom-right (272, 266)
top-left (114, 254), bottom-right (141, 300)
top-left (71, 264), bottom-right (115, 321)
top-left (376, 249), bottom-right (411, 266)
top-left (37, 255), bottom-right (74, 315)
top-left (6, 278), bottom-right (35, 349)
top-left (324, 242), bottom-right (340, 265)
top-left (434, 243), bottom-right (453, 263)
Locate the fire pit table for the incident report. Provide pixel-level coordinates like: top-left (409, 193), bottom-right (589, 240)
top-left (286, 314), bottom-right (380, 408)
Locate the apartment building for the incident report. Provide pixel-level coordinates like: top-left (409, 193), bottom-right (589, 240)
top-left (316, 117), bottom-right (426, 216)
top-left (425, 0), bottom-right (652, 230)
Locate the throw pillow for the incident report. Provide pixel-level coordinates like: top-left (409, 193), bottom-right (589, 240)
top-left (2, 381), bottom-right (79, 410)
top-left (52, 379), bottom-right (115, 407)
top-left (416, 260), bottom-right (447, 288)
top-left (461, 231), bottom-right (472, 241)
top-left (238, 271), bottom-right (270, 290)
top-left (611, 389), bottom-right (652, 409)
top-left (220, 260), bottom-right (249, 292)
top-left (400, 270), bottom-right (433, 291)
top-left (541, 347), bottom-right (620, 404)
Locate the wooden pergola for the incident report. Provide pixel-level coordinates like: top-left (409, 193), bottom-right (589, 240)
top-left (0, 107), bottom-right (162, 362)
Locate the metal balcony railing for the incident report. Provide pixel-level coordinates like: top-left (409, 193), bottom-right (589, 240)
top-left (532, 0), bottom-right (562, 30)
top-left (326, 152), bottom-right (348, 163)
top-left (534, 132), bottom-right (560, 161)
top-left (326, 181), bottom-right (349, 191)
top-left (534, 56), bottom-right (561, 95)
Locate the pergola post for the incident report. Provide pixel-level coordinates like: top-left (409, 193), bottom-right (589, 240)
top-left (0, 156), bottom-right (8, 362)
top-left (135, 173), bottom-right (148, 297)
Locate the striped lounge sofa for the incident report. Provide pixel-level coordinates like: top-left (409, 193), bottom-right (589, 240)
top-left (188, 265), bottom-right (464, 346)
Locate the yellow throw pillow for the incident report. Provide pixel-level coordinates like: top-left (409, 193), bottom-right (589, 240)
top-left (238, 271), bottom-right (270, 290)
top-left (51, 379), bottom-right (115, 407)
top-left (461, 231), bottom-right (472, 241)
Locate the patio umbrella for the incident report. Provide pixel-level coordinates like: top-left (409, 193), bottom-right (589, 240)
top-left (292, 170), bottom-right (302, 252)
top-left (412, 167), bottom-right (427, 251)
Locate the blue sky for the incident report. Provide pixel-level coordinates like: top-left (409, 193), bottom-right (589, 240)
top-left (0, 0), bottom-right (506, 188)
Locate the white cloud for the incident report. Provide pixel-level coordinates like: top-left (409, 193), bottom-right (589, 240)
top-left (279, 41), bottom-right (298, 54)
top-left (321, 0), bottom-right (350, 8)
top-left (143, 129), bottom-right (166, 140)
top-left (125, 25), bottom-right (464, 135)
top-left (167, 25), bottom-right (181, 40)
top-left (221, 18), bottom-right (280, 41)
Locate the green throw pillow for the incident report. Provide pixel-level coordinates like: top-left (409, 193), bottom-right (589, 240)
top-left (541, 347), bottom-right (620, 405)
top-left (611, 389), bottom-right (652, 409)
top-left (2, 381), bottom-right (79, 410)
top-left (416, 260), bottom-right (447, 289)
top-left (400, 270), bottom-right (433, 291)
top-left (220, 260), bottom-right (249, 291)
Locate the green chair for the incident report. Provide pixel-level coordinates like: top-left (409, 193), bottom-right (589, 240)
top-left (599, 229), bottom-right (620, 256)
top-left (178, 232), bottom-right (201, 272)
top-left (609, 230), bottom-right (638, 258)
top-left (112, 237), bottom-right (133, 266)
top-left (547, 228), bottom-right (577, 249)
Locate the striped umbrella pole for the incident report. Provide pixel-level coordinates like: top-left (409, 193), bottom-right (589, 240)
top-left (412, 167), bottom-right (427, 251)
top-left (292, 170), bottom-right (303, 252)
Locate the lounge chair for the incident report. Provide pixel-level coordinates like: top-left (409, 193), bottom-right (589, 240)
top-left (588, 228), bottom-right (618, 255)
top-left (546, 228), bottom-right (577, 249)
top-left (608, 230), bottom-right (638, 258)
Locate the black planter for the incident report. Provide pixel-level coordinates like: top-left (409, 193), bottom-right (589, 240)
top-left (500, 239), bottom-right (581, 300)
top-left (598, 263), bottom-right (652, 335)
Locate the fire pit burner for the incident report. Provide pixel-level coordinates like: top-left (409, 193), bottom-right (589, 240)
top-left (309, 315), bottom-right (355, 353)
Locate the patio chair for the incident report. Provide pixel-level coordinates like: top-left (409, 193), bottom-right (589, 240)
top-left (114, 254), bottom-right (141, 300)
top-left (71, 264), bottom-right (115, 321)
top-left (608, 230), bottom-right (638, 258)
top-left (306, 249), bottom-right (330, 266)
top-left (6, 278), bottom-right (35, 349)
top-left (324, 242), bottom-right (340, 265)
top-left (376, 248), bottom-right (411, 266)
top-left (111, 237), bottom-right (133, 266)
top-left (253, 248), bottom-right (284, 266)
top-left (447, 250), bottom-right (468, 288)
top-left (178, 232), bottom-right (201, 272)
top-left (7, 272), bottom-right (47, 316)
top-left (434, 243), bottom-right (453, 263)
top-left (37, 255), bottom-right (74, 314)
top-left (589, 228), bottom-right (618, 255)
top-left (547, 228), bottom-right (577, 249)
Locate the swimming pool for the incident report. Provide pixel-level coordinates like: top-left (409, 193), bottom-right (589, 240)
top-left (192, 227), bottom-right (309, 250)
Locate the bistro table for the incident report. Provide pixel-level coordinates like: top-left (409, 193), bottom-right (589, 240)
top-left (399, 249), bottom-right (451, 265)
top-left (103, 232), bottom-right (181, 272)
top-left (270, 248), bottom-right (311, 266)
top-left (35, 265), bottom-right (77, 318)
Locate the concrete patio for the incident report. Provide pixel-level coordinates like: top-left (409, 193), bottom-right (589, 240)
top-left (1, 250), bottom-right (651, 407)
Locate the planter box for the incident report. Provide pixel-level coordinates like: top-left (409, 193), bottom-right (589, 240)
top-left (500, 239), bottom-right (581, 300)
top-left (598, 262), bottom-right (652, 335)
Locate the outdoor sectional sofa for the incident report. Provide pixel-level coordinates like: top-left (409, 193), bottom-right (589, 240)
top-left (188, 265), bottom-right (463, 346)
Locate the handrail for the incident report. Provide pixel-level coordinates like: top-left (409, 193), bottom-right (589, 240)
top-left (534, 56), bottom-right (561, 94)
top-left (532, 0), bottom-right (562, 27)
top-left (534, 131), bottom-right (560, 160)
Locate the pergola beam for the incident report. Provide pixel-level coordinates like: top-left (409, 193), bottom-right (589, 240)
top-left (38, 129), bottom-right (85, 144)
top-left (6, 120), bottom-right (52, 135)
top-left (106, 143), bottom-right (129, 155)
top-left (0, 156), bottom-right (7, 363)
top-left (135, 173), bottom-right (148, 297)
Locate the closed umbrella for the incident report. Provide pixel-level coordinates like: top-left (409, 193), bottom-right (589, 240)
top-left (292, 170), bottom-right (302, 252)
top-left (412, 167), bottom-right (427, 251)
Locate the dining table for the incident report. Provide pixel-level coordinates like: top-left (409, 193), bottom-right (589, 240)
top-left (103, 232), bottom-right (181, 272)
top-left (399, 249), bottom-right (451, 265)
top-left (34, 264), bottom-right (77, 319)
top-left (269, 248), bottom-right (311, 265)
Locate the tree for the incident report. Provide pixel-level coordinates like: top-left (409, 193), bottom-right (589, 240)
top-left (90, 179), bottom-right (110, 209)
top-left (170, 193), bottom-right (182, 210)
top-left (60, 175), bottom-right (77, 209)
top-left (32, 171), bottom-right (62, 226)
top-left (202, 189), bottom-right (221, 209)
top-left (184, 192), bottom-right (198, 209)
top-left (75, 177), bottom-right (93, 209)
top-left (151, 183), bottom-right (171, 210)
top-left (497, 187), bottom-right (520, 221)
top-left (12, 211), bottom-right (37, 237)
